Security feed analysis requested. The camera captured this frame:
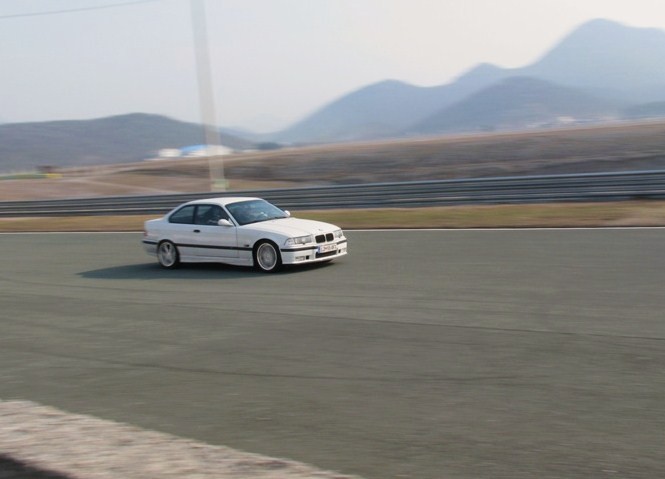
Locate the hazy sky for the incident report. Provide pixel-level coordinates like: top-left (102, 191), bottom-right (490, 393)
top-left (3, 0), bottom-right (665, 132)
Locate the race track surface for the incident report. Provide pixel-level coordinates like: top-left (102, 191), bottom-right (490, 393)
top-left (2, 230), bottom-right (665, 478)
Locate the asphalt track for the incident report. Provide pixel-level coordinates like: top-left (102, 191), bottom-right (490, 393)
top-left (1, 229), bottom-right (665, 479)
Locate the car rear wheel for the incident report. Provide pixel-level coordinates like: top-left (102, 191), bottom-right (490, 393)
top-left (254, 240), bottom-right (281, 273)
top-left (157, 240), bottom-right (180, 269)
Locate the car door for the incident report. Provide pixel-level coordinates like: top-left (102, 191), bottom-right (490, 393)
top-left (166, 205), bottom-right (199, 259)
top-left (191, 204), bottom-right (238, 259)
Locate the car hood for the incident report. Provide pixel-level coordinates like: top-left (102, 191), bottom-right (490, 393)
top-left (241, 217), bottom-right (339, 237)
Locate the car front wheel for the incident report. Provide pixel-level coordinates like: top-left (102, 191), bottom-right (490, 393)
top-left (254, 240), bottom-right (281, 273)
top-left (157, 240), bottom-right (180, 269)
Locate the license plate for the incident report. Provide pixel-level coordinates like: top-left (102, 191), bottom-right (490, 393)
top-left (318, 244), bottom-right (338, 253)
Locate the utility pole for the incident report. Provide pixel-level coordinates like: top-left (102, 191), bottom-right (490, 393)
top-left (190, 0), bottom-right (226, 191)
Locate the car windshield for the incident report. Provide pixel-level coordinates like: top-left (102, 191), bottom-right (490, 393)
top-left (226, 199), bottom-right (288, 226)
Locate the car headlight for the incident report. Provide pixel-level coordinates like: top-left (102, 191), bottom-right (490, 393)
top-left (333, 229), bottom-right (344, 239)
top-left (285, 235), bottom-right (313, 246)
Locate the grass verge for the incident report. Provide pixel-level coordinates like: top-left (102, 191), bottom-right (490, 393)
top-left (2, 201), bottom-right (665, 233)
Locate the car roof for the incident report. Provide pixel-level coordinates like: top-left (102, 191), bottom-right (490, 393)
top-left (184, 197), bottom-right (261, 207)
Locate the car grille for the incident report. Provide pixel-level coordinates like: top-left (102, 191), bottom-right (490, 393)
top-left (316, 233), bottom-right (334, 243)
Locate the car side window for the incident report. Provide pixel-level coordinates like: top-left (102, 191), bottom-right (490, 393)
top-left (169, 205), bottom-right (196, 224)
top-left (195, 205), bottom-right (229, 225)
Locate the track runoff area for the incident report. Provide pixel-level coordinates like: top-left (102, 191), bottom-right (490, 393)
top-left (0, 400), bottom-right (358, 479)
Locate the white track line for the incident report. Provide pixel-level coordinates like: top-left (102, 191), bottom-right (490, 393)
top-left (0, 400), bottom-right (361, 479)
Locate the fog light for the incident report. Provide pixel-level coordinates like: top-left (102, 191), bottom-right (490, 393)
top-left (295, 255), bottom-right (307, 262)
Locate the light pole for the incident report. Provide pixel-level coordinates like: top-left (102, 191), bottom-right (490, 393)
top-left (190, 0), bottom-right (226, 191)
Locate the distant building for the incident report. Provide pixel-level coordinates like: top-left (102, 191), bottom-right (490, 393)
top-left (180, 144), bottom-right (233, 157)
top-left (158, 149), bottom-right (181, 158)
top-left (151, 144), bottom-right (233, 161)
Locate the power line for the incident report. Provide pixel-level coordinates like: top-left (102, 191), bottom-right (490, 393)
top-left (0, 0), bottom-right (160, 20)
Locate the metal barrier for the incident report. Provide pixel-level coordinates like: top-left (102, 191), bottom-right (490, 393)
top-left (2, 170), bottom-right (665, 217)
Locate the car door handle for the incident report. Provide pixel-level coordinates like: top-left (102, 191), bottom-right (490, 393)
top-left (193, 229), bottom-right (201, 233)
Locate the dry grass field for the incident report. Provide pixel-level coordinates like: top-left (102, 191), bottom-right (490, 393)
top-left (3, 120), bottom-right (665, 201)
top-left (222, 120), bottom-right (665, 184)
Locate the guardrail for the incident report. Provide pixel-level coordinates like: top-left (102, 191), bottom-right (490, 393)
top-left (2, 170), bottom-right (665, 217)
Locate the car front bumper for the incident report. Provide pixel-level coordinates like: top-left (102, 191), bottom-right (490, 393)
top-left (280, 240), bottom-right (348, 265)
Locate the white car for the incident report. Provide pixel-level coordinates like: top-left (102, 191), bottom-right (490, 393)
top-left (142, 197), bottom-right (348, 272)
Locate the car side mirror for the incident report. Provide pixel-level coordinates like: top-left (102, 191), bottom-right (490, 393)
top-left (217, 219), bottom-right (233, 227)
top-left (284, 210), bottom-right (291, 217)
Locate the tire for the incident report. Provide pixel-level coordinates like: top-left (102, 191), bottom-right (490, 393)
top-left (157, 240), bottom-right (180, 269)
top-left (254, 240), bottom-right (282, 273)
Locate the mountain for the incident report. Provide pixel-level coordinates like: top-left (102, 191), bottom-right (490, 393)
top-left (271, 19), bottom-right (665, 143)
top-left (275, 65), bottom-right (508, 144)
top-left (622, 101), bottom-right (665, 119)
top-left (5, 19), bottom-right (665, 170)
top-left (0, 113), bottom-right (253, 171)
top-left (523, 19), bottom-right (665, 103)
top-left (274, 80), bottom-right (445, 144)
top-left (413, 77), bottom-right (620, 134)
